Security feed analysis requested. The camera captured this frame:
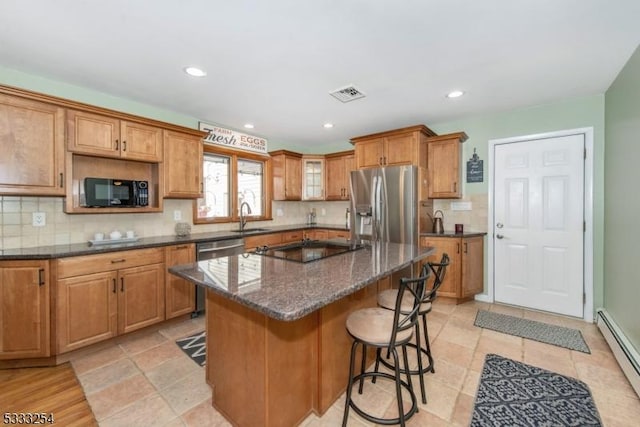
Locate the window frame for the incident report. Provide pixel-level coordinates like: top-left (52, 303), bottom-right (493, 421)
top-left (193, 144), bottom-right (272, 225)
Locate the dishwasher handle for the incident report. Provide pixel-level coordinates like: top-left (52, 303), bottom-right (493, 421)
top-left (198, 243), bottom-right (245, 253)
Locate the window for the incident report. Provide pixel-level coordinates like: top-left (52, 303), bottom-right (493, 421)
top-left (195, 146), bottom-right (271, 224)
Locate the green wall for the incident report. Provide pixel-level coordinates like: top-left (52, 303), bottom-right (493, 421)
top-left (0, 65), bottom-right (301, 152)
top-left (604, 46), bottom-right (640, 351)
top-left (429, 96), bottom-right (606, 312)
top-left (1, 64), bottom-right (607, 314)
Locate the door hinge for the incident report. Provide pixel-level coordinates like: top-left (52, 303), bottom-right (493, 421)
top-left (583, 293), bottom-right (586, 304)
top-left (584, 221), bottom-right (586, 232)
top-left (584, 148), bottom-right (586, 159)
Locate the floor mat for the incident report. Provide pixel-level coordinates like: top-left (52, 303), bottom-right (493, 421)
top-left (176, 330), bottom-right (206, 366)
top-left (474, 310), bottom-right (590, 353)
top-left (470, 354), bottom-right (602, 426)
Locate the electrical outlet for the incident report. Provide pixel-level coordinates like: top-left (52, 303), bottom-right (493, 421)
top-left (321, 208), bottom-right (326, 216)
top-left (173, 210), bottom-right (182, 221)
top-left (32, 212), bottom-right (46, 227)
top-left (276, 208), bottom-right (284, 217)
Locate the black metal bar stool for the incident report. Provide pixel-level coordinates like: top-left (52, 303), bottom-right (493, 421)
top-left (375, 253), bottom-right (450, 404)
top-left (342, 267), bottom-right (431, 426)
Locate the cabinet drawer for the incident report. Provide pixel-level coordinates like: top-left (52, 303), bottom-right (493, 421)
top-left (57, 247), bottom-right (164, 279)
top-left (327, 230), bottom-right (350, 240)
top-left (282, 230), bottom-right (304, 243)
top-left (244, 233), bottom-right (283, 250)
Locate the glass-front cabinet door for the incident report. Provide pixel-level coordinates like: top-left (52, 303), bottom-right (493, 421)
top-left (302, 157), bottom-right (324, 200)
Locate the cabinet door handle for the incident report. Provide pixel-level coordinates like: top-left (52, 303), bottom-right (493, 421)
top-left (120, 278), bottom-right (124, 292)
top-left (464, 242), bottom-right (468, 253)
top-left (457, 243), bottom-right (460, 254)
top-left (59, 173), bottom-right (64, 188)
top-left (38, 268), bottom-right (45, 286)
top-left (453, 182), bottom-right (457, 192)
top-left (176, 245), bottom-right (189, 249)
top-left (115, 139), bottom-right (119, 151)
top-left (122, 140), bottom-right (127, 151)
top-left (379, 157), bottom-right (383, 165)
top-left (112, 278), bottom-right (117, 293)
top-left (384, 156), bottom-right (387, 165)
top-left (111, 259), bottom-right (126, 264)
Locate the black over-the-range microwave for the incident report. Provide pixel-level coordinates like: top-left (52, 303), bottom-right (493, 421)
top-left (83, 177), bottom-right (149, 207)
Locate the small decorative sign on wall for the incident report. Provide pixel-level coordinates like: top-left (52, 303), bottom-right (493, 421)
top-left (466, 148), bottom-right (483, 183)
top-left (199, 122), bottom-right (268, 154)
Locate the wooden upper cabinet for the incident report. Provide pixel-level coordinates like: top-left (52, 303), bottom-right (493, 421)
top-left (163, 130), bottom-right (205, 198)
top-left (354, 137), bottom-right (385, 169)
top-left (351, 125), bottom-right (436, 170)
top-left (325, 150), bottom-right (354, 200)
top-left (0, 94), bottom-right (65, 196)
top-left (120, 121), bottom-right (163, 162)
top-left (0, 260), bottom-right (50, 359)
top-left (302, 156), bottom-right (325, 200)
top-left (67, 110), bottom-right (163, 162)
top-left (427, 132), bottom-right (468, 199)
top-left (270, 150), bottom-right (302, 201)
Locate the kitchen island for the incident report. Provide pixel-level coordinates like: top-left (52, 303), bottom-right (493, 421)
top-left (169, 241), bottom-right (433, 427)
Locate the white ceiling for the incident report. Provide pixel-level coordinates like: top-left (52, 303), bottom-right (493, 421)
top-left (1, 1), bottom-right (639, 149)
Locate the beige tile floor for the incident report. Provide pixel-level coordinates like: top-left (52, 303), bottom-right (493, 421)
top-left (68, 300), bottom-right (640, 426)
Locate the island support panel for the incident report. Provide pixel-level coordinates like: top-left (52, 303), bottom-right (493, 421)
top-left (207, 291), bottom-right (318, 427)
top-left (205, 279), bottom-right (384, 426)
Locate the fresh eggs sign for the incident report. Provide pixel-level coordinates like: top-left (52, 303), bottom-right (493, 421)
top-left (199, 122), bottom-right (268, 154)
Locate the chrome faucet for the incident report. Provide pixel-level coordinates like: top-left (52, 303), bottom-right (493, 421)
top-left (239, 202), bottom-right (252, 231)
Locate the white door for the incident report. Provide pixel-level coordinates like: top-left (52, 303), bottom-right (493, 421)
top-left (493, 134), bottom-right (584, 317)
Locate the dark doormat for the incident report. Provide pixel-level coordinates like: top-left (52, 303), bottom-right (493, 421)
top-left (470, 354), bottom-right (602, 426)
top-left (176, 331), bottom-right (206, 367)
top-left (474, 310), bottom-right (590, 353)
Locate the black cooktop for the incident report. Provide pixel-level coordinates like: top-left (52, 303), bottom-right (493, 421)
top-left (252, 239), bottom-right (364, 263)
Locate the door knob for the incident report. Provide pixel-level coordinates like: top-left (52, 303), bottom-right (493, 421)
top-left (496, 234), bottom-right (504, 239)
top-left (496, 223), bottom-right (503, 228)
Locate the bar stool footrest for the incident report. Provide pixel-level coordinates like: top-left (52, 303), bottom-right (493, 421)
top-left (347, 371), bottom-right (418, 425)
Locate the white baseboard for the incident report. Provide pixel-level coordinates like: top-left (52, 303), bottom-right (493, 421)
top-left (596, 309), bottom-right (640, 398)
top-left (474, 293), bottom-right (492, 303)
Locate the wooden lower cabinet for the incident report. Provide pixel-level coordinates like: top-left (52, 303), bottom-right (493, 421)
top-left (165, 244), bottom-right (195, 319)
top-left (0, 261), bottom-right (50, 359)
top-left (420, 235), bottom-right (484, 303)
top-left (56, 248), bottom-right (165, 354)
top-left (304, 229), bottom-right (328, 240)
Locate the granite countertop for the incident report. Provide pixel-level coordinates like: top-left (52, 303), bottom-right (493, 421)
top-left (420, 231), bottom-right (487, 238)
top-left (170, 241), bottom-right (434, 322)
top-left (0, 223), bottom-right (350, 260)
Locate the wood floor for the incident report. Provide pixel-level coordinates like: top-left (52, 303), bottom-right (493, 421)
top-left (0, 363), bottom-right (96, 426)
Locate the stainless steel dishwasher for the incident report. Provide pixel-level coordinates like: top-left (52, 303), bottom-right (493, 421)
top-left (193, 237), bottom-right (245, 317)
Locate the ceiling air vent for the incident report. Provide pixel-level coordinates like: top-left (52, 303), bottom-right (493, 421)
top-left (329, 84), bottom-right (366, 103)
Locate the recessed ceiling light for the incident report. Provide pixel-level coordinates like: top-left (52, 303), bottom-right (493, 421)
top-left (184, 67), bottom-right (207, 77)
top-left (243, 123), bottom-right (254, 129)
top-left (446, 90), bottom-right (464, 98)
top-left (323, 123), bottom-right (334, 129)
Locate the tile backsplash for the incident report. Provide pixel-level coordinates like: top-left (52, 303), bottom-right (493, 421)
top-left (0, 195), bottom-right (488, 250)
top-left (0, 196), bottom-right (350, 250)
top-left (432, 193), bottom-right (488, 233)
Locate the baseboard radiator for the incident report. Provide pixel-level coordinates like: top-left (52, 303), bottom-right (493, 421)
top-left (596, 309), bottom-right (640, 397)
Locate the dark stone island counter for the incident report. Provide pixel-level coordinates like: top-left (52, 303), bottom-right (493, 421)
top-left (169, 241), bottom-right (434, 321)
top-left (168, 241), bottom-right (434, 426)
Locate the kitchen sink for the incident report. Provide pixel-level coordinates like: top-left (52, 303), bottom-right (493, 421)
top-left (230, 228), bottom-right (270, 233)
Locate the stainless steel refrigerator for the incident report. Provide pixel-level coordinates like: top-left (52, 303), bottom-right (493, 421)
top-left (350, 165), bottom-right (418, 245)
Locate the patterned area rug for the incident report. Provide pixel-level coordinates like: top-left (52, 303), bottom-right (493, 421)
top-left (474, 310), bottom-right (590, 353)
top-left (176, 331), bottom-right (206, 366)
top-left (471, 354), bottom-right (602, 426)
